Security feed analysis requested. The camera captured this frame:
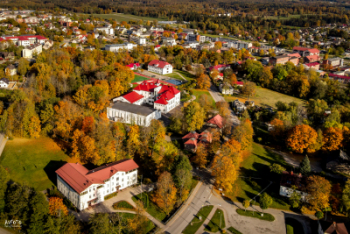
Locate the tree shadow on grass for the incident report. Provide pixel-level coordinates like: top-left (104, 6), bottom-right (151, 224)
top-left (44, 160), bottom-right (68, 187)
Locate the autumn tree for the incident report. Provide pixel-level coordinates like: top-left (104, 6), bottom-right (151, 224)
top-left (269, 118), bottom-right (285, 141)
top-left (183, 101), bottom-right (205, 131)
top-left (191, 143), bottom-right (208, 168)
top-left (259, 193), bottom-right (273, 210)
top-left (241, 81), bottom-right (256, 100)
top-left (286, 125), bottom-right (317, 154)
top-left (28, 115), bottom-right (41, 138)
top-left (127, 201), bottom-right (149, 234)
top-left (232, 119), bottom-right (254, 153)
top-left (243, 200), bottom-right (250, 212)
top-left (306, 175), bottom-right (332, 211)
top-left (49, 197), bottom-right (68, 217)
top-left (173, 155), bottom-right (192, 205)
top-left (211, 154), bottom-right (237, 193)
top-left (71, 129), bottom-right (100, 164)
top-left (197, 73), bottom-right (211, 90)
top-left (259, 67), bottom-right (273, 87)
top-left (342, 180), bottom-right (350, 214)
top-left (322, 127), bottom-right (343, 151)
top-left (152, 172), bottom-right (177, 215)
top-left (127, 125), bottom-right (140, 157)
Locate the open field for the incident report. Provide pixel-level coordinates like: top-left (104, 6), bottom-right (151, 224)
top-left (131, 74), bottom-right (150, 83)
top-left (192, 89), bottom-right (217, 109)
top-left (117, 212), bottom-right (155, 233)
top-left (82, 13), bottom-right (166, 22)
top-left (264, 14), bottom-right (320, 20)
top-left (228, 143), bottom-right (291, 210)
top-left (224, 87), bottom-right (305, 108)
top-left (205, 208), bottom-right (225, 232)
top-left (0, 137), bottom-right (70, 191)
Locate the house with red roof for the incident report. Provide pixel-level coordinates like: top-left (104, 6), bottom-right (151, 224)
top-left (182, 130), bottom-right (213, 152)
top-left (305, 55), bottom-right (320, 63)
top-left (207, 114), bottom-right (224, 129)
top-left (56, 159), bottom-right (139, 210)
top-left (0, 35), bottom-right (48, 48)
top-left (304, 62), bottom-right (320, 70)
top-left (126, 63), bottom-right (141, 70)
top-left (209, 64), bottom-right (231, 72)
top-left (148, 60), bottom-right (173, 75)
top-left (293, 46), bottom-right (320, 57)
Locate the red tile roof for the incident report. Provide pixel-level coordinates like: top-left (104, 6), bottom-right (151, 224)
top-left (293, 46), bottom-right (309, 51)
top-left (154, 96), bottom-right (168, 105)
top-left (307, 48), bottom-right (320, 54)
top-left (329, 73), bottom-right (350, 80)
top-left (209, 64), bottom-right (231, 71)
top-left (305, 55), bottom-right (320, 61)
top-left (184, 138), bottom-right (197, 147)
top-left (207, 114), bottom-right (223, 128)
top-left (122, 91), bottom-right (144, 103)
top-left (182, 131), bottom-right (199, 140)
top-left (148, 60), bottom-right (171, 69)
top-left (236, 81), bottom-right (244, 86)
top-left (56, 159), bottom-right (138, 194)
top-left (126, 63), bottom-right (140, 68)
top-left (287, 53), bottom-right (301, 58)
top-left (134, 81), bottom-right (160, 92)
top-left (305, 62), bottom-right (320, 67)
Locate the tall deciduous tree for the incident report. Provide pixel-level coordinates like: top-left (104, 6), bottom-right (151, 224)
top-left (183, 102), bottom-right (205, 131)
top-left (152, 172), bottom-right (177, 214)
top-left (48, 197), bottom-right (68, 217)
top-left (322, 127), bottom-right (343, 151)
top-left (211, 154), bottom-right (237, 193)
top-left (259, 192), bottom-right (273, 210)
top-left (306, 175), bottom-right (331, 211)
top-left (286, 125), bottom-right (317, 154)
top-left (191, 143), bottom-right (208, 168)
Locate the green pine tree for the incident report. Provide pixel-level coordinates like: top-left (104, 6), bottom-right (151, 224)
top-left (300, 155), bottom-right (311, 175)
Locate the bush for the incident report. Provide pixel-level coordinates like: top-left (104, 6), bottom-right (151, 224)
top-left (143, 178), bottom-right (152, 184)
top-left (315, 211), bottom-right (324, 219)
top-left (104, 192), bottom-right (118, 200)
top-left (300, 206), bottom-right (316, 215)
top-left (112, 201), bottom-right (135, 210)
top-left (270, 163), bottom-right (286, 174)
top-left (185, 64), bottom-right (192, 71)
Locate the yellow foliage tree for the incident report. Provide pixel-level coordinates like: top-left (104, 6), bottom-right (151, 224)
top-left (322, 127), bottom-right (343, 151)
top-left (152, 172), bottom-right (177, 214)
top-left (28, 115), bottom-right (41, 138)
top-left (306, 175), bottom-right (331, 211)
top-left (191, 143), bottom-right (208, 168)
top-left (211, 154), bottom-right (237, 193)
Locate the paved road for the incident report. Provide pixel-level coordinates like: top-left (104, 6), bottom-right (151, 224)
top-left (163, 183), bottom-right (213, 234)
top-left (0, 228), bottom-right (12, 234)
top-left (209, 82), bottom-right (241, 126)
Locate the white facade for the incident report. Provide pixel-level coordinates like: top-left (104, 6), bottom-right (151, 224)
top-left (162, 37), bottom-right (176, 46)
top-left (105, 43), bottom-right (137, 52)
top-left (22, 44), bottom-right (42, 58)
top-left (107, 105), bottom-right (161, 127)
top-left (94, 27), bottom-right (114, 35)
top-left (0, 80), bottom-right (9, 88)
top-left (219, 83), bottom-right (235, 95)
top-left (279, 186), bottom-right (308, 202)
top-left (131, 37), bottom-right (146, 45)
top-left (148, 63), bottom-right (173, 75)
top-left (154, 92), bottom-right (181, 113)
top-left (57, 168), bottom-right (138, 211)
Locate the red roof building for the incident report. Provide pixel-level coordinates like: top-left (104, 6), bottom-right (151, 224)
top-left (56, 159), bottom-right (139, 210)
top-left (182, 130), bottom-right (213, 152)
top-left (305, 55), bottom-right (320, 63)
top-left (207, 114), bottom-right (224, 129)
top-left (126, 63), bottom-right (140, 70)
top-left (148, 60), bottom-right (171, 69)
top-left (121, 91), bottom-right (144, 104)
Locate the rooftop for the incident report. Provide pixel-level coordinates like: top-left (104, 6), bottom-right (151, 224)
top-left (109, 101), bottom-right (157, 116)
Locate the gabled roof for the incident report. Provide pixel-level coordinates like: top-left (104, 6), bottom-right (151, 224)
top-left (184, 138), bottom-right (197, 147)
top-left (56, 159), bottom-right (139, 194)
top-left (293, 46), bottom-right (309, 51)
top-left (126, 63), bottom-right (140, 68)
top-left (305, 55), bottom-right (320, 61)
top-left (121, 91), bottom-right (144, 103)
top-left (182, 131), bottom-right (199, 140)
top-left (148, 60), bottom-right (171, 69)
top-left (307, 48), bottom-right (320, 53)
top-left (207, 114), bottom-right (224, 128)
top-left (287, 53), bottom-right (301, 58)
top-left (154, 96), bottom-right (168, 105)
top-left (305, 62), bottom-right (320, 67)
top-left (134, 81), bottom-right (160, 92)
top-left (209, 64), bottom-right (231, 71)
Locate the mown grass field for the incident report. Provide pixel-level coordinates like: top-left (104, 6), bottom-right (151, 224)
top-left (117, 212), bottom-right (155, 233)
top-left (182, 205), bottom-right (214, 234)
top-left (0, 137), bottom-right (70, 191)
top-left (228, 143), bottom-right (291, 210)
top-left (192, 90), bottom-right (216, 109)
top-left (205, 208), bottom-right (225, 232)
top-left (83, 13), bottom-right (166, 22)
top-left (131, 74), bottom-right (150, 83)
top-left (224, 87), bottom-right (305, 108)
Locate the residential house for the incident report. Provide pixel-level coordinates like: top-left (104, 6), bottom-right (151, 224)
top-left (56, 159), bottom-right (138, 211)
top-left (94, 27), bottom-right (114, 36)
top-left (182, 130), bottom-right (213, 152)
top-left (126, 63), bottom-right (141, 71)
top-left (23, 16), bottom-right (38, 24)
top-left (304, 62), bottom-right (320, 70)
top-left (280, 171), bottom-right (308, 202)
top-left (233, 99), bottom-right (246, 112)
top-left (209, 64), bottom-right (231, 72)
top-left (323, 57), bottom-right (344, 67)
top-left (0, 52), bottom-right (14, 60)
top-left (147, 60), bottom-right (173, 75)
top-left (162, 37), bottom-right (176, 46)
top-left (219, 83), bottom-right (235, 95)
top-left (206, 114), bottom-right (224, 129)
top-left (131, 37), bottom-right (146, 45)
top-left (293, 46), bottom-right (320, 57)
top-left (5, 64), bottom-right (17, 76)
top-left (269, 55), bottom-right (290, 65)
top-left (0, 78), bottom-right (9, 88)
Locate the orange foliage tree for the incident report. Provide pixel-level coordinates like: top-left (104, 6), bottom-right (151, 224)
top-left (221, 139), bottom-right (242, 167)
top-left (49, 197), bottom-right (68, 217)
top-left (152, 172), bottom-right (177, 215)
top-left (71, 129), bottom-right (100, 164)
top-left (286, 125), bottom-right (317, 153)
top-left (197, 74), bottom-right (211, 90)
top-left (269, 118), bottom-right (285, 140)
top-left (322, 127), bottom-right (343, 151)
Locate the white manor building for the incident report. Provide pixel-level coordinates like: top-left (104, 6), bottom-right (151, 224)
top-left (56, 159), bottom-right (138, 211)
top-left (148, 60), bottom-right (173, 75)
top-left (105, 43), bottom-right (137, 52)
top-left (107, 80), bottom-right (181, 126)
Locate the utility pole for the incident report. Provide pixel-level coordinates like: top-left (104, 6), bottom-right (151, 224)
top-left (141, 174), bottom-right (143, 199)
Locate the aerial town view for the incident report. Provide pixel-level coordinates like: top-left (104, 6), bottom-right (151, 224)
top-left (1, 0), bottom-right (350, 233)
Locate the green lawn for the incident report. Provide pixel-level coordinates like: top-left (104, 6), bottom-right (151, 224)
top-left (132, 192), bottom-right (167, 222)
top-left (117, 212), bottom-right (155, 233)
top-left (229, 143), bottom-right (291, 210)
top-left (175, 70), bottom-right (196, 81)
top-left (224, 87), bottom-right (305, 108)
top-left (286, 218), bottom-right (304, 234)
top-left (165, 72), bottom-right (184, 81)
top-left (131, 74), bottom-right (150, 83)
top-left (192, 90), bottom-right (216, 109)
top-left (113, 201), bottom-right (135, 210)
top-left (182, 205), bottom-right (214, 234)
top-left (205, 208), bottom-right (225, 233)
top-left (80, 13), bottom-right (166, 22)
top-left (228, 227), bottom-right (243, 234)
top-left (236, 209), bottom-right (275, 221)
top-left (0, 137), bottom-right (70, 191)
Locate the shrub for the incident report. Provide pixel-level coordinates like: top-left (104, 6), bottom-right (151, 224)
top-left (104, 192), bottom-right (118, 200)
top-left (143, 178), bottom-right (152, 184)
top-left (270, 163), bottom-right (286, 174)
top-left (300, 206), bottom-right (316, 215)
top-left (185, 64), bottom-right (192, 71)
top-left (315, 211), bottom-right (324, 219)
top-left (259, 193), bottom-right (273, 210)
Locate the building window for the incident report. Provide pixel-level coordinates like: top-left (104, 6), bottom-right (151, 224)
top-left (89, 195), bottom-right (91, 199)
top-left (89, 189), bottom-right (91, 192)
top-left (107, 190), bottom-right (109, 193)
